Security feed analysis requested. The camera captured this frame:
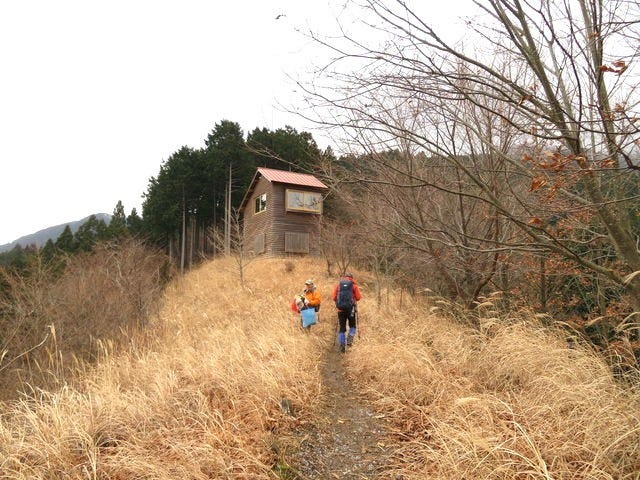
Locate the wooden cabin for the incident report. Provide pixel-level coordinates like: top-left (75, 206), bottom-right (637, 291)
top-left (239, 167), bottom-right (328, 257)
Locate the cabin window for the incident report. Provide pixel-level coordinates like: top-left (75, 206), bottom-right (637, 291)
top-left (285, 189), bottom-right (322, 213)
top-left (254, 193), bottom-right (267, 213)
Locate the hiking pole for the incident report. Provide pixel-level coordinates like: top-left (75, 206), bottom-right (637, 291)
top-left (353, 303), bottom-right (361, 342)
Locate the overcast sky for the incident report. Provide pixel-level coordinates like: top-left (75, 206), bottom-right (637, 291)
top-left (0, 0), bottom-right (473, 245)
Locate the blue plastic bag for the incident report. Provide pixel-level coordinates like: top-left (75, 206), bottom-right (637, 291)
top-left (301, 308), bottom-right (317, 328)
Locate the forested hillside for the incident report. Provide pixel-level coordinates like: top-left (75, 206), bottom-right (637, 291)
top-left (0, 213), bottom-right (112, 254)
top-left (0, 256), bottom-right (638, 479)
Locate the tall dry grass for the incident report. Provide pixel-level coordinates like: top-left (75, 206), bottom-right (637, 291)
top-left (0, 256), bottom-right (330, 479)
top-left (347, 294), bottom-right (640, 479)
top-left (2, 256), bottom-right (639, 479)
top-left (0, 240), bottom-right (168, 400)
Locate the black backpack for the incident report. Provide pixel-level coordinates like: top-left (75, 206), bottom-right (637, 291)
top-left (335, 280), bottom-right (354, 310)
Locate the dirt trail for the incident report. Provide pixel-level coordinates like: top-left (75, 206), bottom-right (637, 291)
top-left (283, 325), bottom-right (393, 479)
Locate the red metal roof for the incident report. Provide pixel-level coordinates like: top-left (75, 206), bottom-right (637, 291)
top-left (257, 167), bottom-right (328, 189)
top-left (239, 167), bottom-right (329, 212)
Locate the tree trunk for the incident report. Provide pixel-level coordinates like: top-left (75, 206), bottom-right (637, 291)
top-left (181, 192), bottom-right (186, 275)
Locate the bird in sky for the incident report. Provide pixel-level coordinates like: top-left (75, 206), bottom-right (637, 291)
top-left (275, 13), bottom-right (286, 20)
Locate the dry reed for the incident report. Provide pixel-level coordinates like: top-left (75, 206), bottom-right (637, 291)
top-left (0, 256), bottom-right (329, 479)
top-left (2, 257), bottom-right (639, 479)
top-left (347, 296), bottom-right (640, 479)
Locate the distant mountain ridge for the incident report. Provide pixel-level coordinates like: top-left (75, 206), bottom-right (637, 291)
top-left (0, 213), bottom-right (112, 253)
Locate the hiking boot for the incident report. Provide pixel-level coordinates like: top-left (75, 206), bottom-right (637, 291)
top-left (339, 344), bottom-right (346, 353)
top-left (346, 334), bottom-right (354, 346)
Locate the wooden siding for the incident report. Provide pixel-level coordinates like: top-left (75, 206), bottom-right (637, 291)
top-left (285, 232), bottom-right (310, 253)
top-left (243, 177), bottom-right (273, 255)
top-left (269, 183), bottom-right (322, 256)
top-left (253, 232), bottom-right (265, 254)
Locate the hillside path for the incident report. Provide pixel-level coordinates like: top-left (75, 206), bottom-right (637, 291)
top-left (284, 330), bottom-right (394, 479)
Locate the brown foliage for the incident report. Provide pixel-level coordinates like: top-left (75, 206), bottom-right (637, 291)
top-left (348, 300), bottom-right (640, 479)
top-left (0, 256), bottom-right (639, 478)
top-left (0, 239), bottom-right (171, 400)
top-left (0, 256), bottom-right (326, 479)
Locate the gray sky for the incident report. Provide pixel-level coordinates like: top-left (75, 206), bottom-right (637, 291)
top-left (0, 0), bottom-right (473, 245)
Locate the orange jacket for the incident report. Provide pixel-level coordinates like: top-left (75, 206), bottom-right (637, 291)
top-left (303, 287), bottom-right (321, 308)
top-left (332, 278), bottom-right (362, 311)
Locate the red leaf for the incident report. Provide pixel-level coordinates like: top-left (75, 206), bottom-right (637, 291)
top-left (530, 177), bottom-right (547, 191)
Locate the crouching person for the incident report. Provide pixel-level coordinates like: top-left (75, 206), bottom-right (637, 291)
top-left (300, 279), bottom-right (321, 330)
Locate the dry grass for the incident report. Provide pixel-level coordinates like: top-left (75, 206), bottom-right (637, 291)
top-left (1, 257), bottom-right (639, 479)
top-left (0, 240), bottom-right (168, 399)
top-left (347, 296), bottom-right (640, 479)
top-left (0, 256), bottom-right (330, 479)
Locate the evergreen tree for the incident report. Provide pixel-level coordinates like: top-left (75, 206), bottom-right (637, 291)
top-left (126, 208), bottom-right (144, 236)
top-left (142, 146), bottom-right (201, 244)
top-left (108, 200), bottom-right (128, 238)
top-left (96, 218), bottom-right (109, 241)
top-left (246, 125), bottom-right (322, 172)
top-left (55, 225), bottom-right (76, 253)
top-left (39, 238), bottom-right (67, 276)
top-left (75, 216), bottom-right (94, 251)
top-left (0, 244), bottom-right (27, 269)
top-left (75, 214), bottom-right (103, 251)
top-left (41, 239), bottom-right (57, 264)
top-left (204, 120), bottom-right (252, 210)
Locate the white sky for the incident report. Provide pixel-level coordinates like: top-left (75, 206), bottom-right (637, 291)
top-left (0, 0), bottom-right (474, 245)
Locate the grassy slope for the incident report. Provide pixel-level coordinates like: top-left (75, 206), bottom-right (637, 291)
top-left (348, 300), bottom-right (640, 478)
top-left (1, 257), bottom-right (328, 479)
top-left (1, 257), bottom-right (639, 479)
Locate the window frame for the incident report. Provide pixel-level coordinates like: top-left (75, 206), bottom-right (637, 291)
top-left (285, 189), bottom-right (323, 213)
top-left (254, 193), bottom-right (267, 214)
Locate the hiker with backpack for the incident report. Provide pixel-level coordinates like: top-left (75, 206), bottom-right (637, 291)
top-left (332, 272), bottom-right (362, 353)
